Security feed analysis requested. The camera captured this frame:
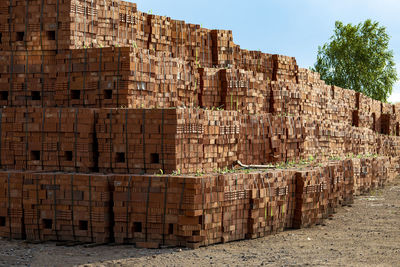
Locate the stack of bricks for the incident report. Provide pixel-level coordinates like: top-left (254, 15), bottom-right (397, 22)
top-left (220, 68), bottom-right (270, 114)
top-left (54, 47), bottom-right (199, 109)
top-left (23, 172), bottom-right (113, 243)
top-left (293, 168), bottom-right (328, 228)
top-left (96, 108), bottom-right (179, 175)
top-left (198, 67), bottom-right (223, 108)
top-left (0, 0), bottom-right (400, 249)
top-left (247, 170), bottom-right (296, 238)
top-left (112, 173), bottom-right (250, 249)
top-left (176, 109), bottom-right (240, 174)
top-left (239, 114), bottom-right (305, 165)
top-left (0, 172), bottom-right (25, 239)
top-left (0, 50), bottom-right (57, 107)
top-left (211, 30), bottom-right (234, 67)
top-left (0, 107), bottom-right (96, 172)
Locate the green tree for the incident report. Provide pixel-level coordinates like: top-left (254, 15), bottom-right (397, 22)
top-left (313, 20), bottom-right (398, 102)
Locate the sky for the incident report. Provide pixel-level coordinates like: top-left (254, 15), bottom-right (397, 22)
top-left (131, 0), bottom-right (400, 103)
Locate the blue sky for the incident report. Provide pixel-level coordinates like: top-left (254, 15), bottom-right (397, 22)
top-left (131, 0), bottom-right (400, 102)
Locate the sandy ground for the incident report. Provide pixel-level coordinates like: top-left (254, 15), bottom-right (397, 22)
top-left (0, 178), bottom-right (399, 267)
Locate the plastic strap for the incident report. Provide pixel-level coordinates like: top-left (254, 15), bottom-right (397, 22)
top-left (40, 0), bottom-right (45, 107)
top-left (148, 50), bottom-right (151, 84)
top-left (162, 176), bottom-right (169, 245)
top-left (0, 110), bottom-right (2, 167)
top-left (116, 47), bottom-right (121, 107)
top-left (126, 175), bottom-right (132, 241)
top-left (201, 178), bottom-right (205, 229)
top-left (117, 4), bottom-right (120, 43)
top-left (82, 48), bottom-right (88, 107)
top-left (24, 108), bottom-right (29, 170)
top-left (109, 109), bottom-right (113, 171)
top-left (89, 175), bottom-right (94, 243)
top-left (7, 173), bottom-right (11, 239)
top-left (24, 0), bottom-right (29, 106)
top-left (244, 115), bottom-right (248, 164)
top-left (74, 109), bottom-right (78, 171)
top-left (261, 116), bottom-right (266, 162)
top-left (145, 177), bottom-right (152, 241)
top-left (24, 49), bottom-right (29, 107)
top-left (125, 8), bottom-right (128, 41)
top-left (142, 109), bottom-right (147, 174)
top-left (83, 0), bottom-right (87, 46)
top-left (53, 175), bottom-right (59, 241)
top-left (35, 174), bottom-right (41, 240)
top-left (196, 110), bottom-right (200, 172)
top-left (112, 1), bottom-right (115, 44)
top-left (8, 0), bottom-right (14, 106)
top-left (91, 0), bottom-right (94, 47)
top-left (40, 0), bottom-right (44, 50)
top-left (57, 108), bottom-right (62, 171)
top-left (40, 51), bottom-right (45, 107)
top-left (179, 177), bottom-right (186, 215)
top-left (180, 111), bottom-right (184, 174)
top-left (125, 110), bottom-right (129, 172)
top-left (142, 13), bottom-right (146, 48)
top-left (74, 0), bottom-right (77, 44)
top-left (71, 174), bottom-right (76, 241)
top-left (56, 0), bottom-right (60, 51)
top-left (9, 51), bottom-right (14, 106)
top-left (161, 109), bottom-right (165, 171)
top-left (41, 108), bottom-right (46, 170)
top-left (67, 51), bottom-right (72, 107)
top-left (98, 48), bottom-right (103, 107)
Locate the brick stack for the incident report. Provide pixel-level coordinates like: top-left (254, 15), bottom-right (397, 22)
top-left (0, 0), bottom-right (400, 250)
top-left (198, 67), bottom-right (223, 108)
top-left (176, 109), bottom-right (240, 174)
top-left (247, 170), bottom-right (296, 238)
top-left (239, 114), bottom-right (305, 165)
top-left (0, 50), bottom-right (57, 107)
top-left (0, 107), bottom-right (96, 173)
top-left (293, 168), bottom-right (328, 228)
top-left (211, 30), bottom-right (234, 67)
top-left (0, 172), bottom-right (25, 239)
top-left (23, 172), bottom-right (113, 243)
top-left (96, 108), bottom-right (178, 175)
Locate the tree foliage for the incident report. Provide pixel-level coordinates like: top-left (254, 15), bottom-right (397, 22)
top-left (313, 19), bottom-right (398, 102)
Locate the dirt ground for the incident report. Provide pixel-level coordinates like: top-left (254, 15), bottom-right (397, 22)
top-left (1, 178), bottom-right (399, 267)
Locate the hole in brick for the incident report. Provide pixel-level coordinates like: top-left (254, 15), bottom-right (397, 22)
top-left (0, 33), bottom-right (2, 44)
top-left (0, 216), bottom-right (5, 227)
top-left (104, 89), bottom-right (113, 99)
top-left (150, 153), bottom-right (159, 164)
top-left (396, 123), bottom-right (399, 137)
top-left (0, 91), bottom-right (8, 101)
top-left (31, 151), bottom-right (41, 161)
top-left (79, 220), bottom-right (88, 230)
top-left (116, 152), bottom-right (125, 163)
top-left (16, 32), bottom-right (24, 41)
top-left (71, 90), bottom-right (81, 100)
top-left (65, 151), bottom-right (73, 161)
top-left (31, 91), bottom-right (41, 101)
top-left (47, 31), bottom-right (56, 41)
top-left (133, 222), bottom-right (142, 233)
top-left (168, 223), bottom-right (173, 235)
top-left (43, 219), bottom-right (52, 229)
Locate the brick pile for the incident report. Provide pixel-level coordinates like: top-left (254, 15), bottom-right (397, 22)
top-left (0, 107), bottom-right (96, 172)
top-left (23, 172), bottom-right (113, 243)
top-left (0, 0), bottom-right (399, 250)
